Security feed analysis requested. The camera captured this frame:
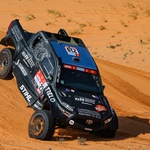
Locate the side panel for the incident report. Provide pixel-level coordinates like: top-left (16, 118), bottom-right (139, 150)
top-left (12, 47), bottom-right (39, 106)
top-left (13, 63), bottom-right (39, 106)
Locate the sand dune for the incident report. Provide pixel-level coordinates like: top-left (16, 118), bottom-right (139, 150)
top-left (0, 32), bottom-right (149, 149)
top-left (0, 0), bottom-right (150, 149)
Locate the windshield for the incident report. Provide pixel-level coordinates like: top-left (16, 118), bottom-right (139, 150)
top-left (58, 67), bottom-right (103, 94)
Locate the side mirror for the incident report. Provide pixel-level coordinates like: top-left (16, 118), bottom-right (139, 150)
top-left (58, 29), bottom-right (68, 36)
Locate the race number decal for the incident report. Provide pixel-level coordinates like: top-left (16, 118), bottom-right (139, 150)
top-left (65, 46), bottom-right (80, 57)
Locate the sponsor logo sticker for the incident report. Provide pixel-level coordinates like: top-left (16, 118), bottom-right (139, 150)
top-left (22, 51), bottom-right (35, 68)
top-left (65, 46), bottom-right (80, 57)
top-left (95, 105), bottom-right (107, 112)
top-left (32, 70), bottom-right (48, 95)
top-left (11, 25), bottom-right (23, 42)
top-left (15, 59), bottom-right (27, 76)
top-left (45, 87), bottom-right (56, 103)
top-left (20, 85), bottom-right (32, 102)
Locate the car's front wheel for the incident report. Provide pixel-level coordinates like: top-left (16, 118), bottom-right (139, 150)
top-left (28, 110), bottom-right (56, 140)
top-left (0, 48), bottom-right (13, 79)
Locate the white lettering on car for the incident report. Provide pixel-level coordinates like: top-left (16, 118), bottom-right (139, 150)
top-left (45, 87), bottom-right (56, 102)
top-left (15, 59), bottom-right (27, 76)
top-left (11, 25), bottom-right (23, 42)
top-left (20, 85), bottom-right (32, 102)
top-left (22, 51), bottom-right (35, 68)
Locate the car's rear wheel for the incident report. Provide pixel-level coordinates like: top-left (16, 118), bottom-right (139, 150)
top-left (28, 110), bottom-right (56, 140)
top-left (0, 48), bottom-right (13, 79)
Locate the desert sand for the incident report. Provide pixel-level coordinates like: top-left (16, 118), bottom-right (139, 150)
top-left (0, 0), bottom-right (150, 150)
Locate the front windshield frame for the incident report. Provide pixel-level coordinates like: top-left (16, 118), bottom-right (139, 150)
top-left (57, 65), bottom-right (103, 94)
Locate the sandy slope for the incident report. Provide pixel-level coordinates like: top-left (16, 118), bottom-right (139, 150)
top-left (0, 0), bottom-right (150, 149)
top-left (0, 0), bottom-right (150, 71)
top-left (0, 45), bottom-right (150, 150)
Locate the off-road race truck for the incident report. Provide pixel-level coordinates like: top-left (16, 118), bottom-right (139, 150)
top-left (0, 19), bottom-right (118, 140)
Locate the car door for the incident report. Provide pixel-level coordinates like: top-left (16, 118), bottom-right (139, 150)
top-left (29, 32), bottom-right (57, 102)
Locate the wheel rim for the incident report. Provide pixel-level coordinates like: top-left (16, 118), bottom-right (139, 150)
top-left (0, 55), bottom-right (9, 72)
top-left (30, 116), bottom-right (45, 136)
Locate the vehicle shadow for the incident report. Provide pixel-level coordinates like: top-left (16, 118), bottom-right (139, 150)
top-left (54, 115), bottom-right (150, 141)
top-left (115, 116), bottom-right (150, 140)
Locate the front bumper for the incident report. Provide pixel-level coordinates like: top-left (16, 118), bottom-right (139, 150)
top-left (61, 113), bottom-right (118, 132)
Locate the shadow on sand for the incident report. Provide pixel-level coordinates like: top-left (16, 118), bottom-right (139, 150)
top-left (54, 115), bottom-right (150, 142)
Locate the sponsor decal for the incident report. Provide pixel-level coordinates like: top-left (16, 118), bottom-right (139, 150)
top-left (76, 67), bottom-right (84, 72)
top-left (75, 96), bottom-right (84, 102)
top-left (20, 85), bottom-right (32, 102)
top-left (45, 87), bottom-right (56, 102)
top-left (15, 59), bottom-right (27, 76)
top-left (32, 41), bottom-right (51, 61)
top-left (22, 51), bottom-right (35, 68)
top-left (43, 58), bottom-right (54, 76)
top-left (92, 95), bottom-right (99, 99)
top-left (33, 103), bottom-right (42, 110)
top-left (95, 105), bottom-right (107, 112)
top-left (61, 102), bottom-right (74, 112)
top-left (11, 25), bottom-right (23, 42)
top-left (63, 88), bottom-right (74, 93)
top-left (32, 70), bottom-right (48, 95)
top-left (78, 108), bottom-right (101, 119)
top-left (65, 46), bottom-right (80, 57)
top-left (65, 88), bottom-right (70, 92)
top-left (57, 104), bottom-right (72, 117)
top-left (75, 96), bottom-right (95, 105)
top-left (33, 100), bottom-right (44, 110)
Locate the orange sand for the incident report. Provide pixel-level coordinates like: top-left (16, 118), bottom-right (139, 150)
top-left (0, 0), bottom-right (150, 149)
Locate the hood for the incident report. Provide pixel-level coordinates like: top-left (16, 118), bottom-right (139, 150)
top-left (58, 86), bottom-right (111, 120)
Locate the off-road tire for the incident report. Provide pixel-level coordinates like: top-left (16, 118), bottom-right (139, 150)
top-left (28, 110), bottom-right (56, 140)
top-left (0, 48), bottom-right (13, 79)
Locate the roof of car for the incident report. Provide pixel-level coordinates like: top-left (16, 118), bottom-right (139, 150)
top-left (50, 41), bottom-right (97, 70)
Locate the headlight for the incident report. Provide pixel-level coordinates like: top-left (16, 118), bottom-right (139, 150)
top-left (104, 117), bottom-right (112, 124)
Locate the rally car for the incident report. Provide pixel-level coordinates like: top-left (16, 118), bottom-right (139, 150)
top-left (0, 19), bottom-right (118, 140)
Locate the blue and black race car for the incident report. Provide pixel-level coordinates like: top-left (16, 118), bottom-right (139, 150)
top-left (0, 19), bottom-right (118, 140)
